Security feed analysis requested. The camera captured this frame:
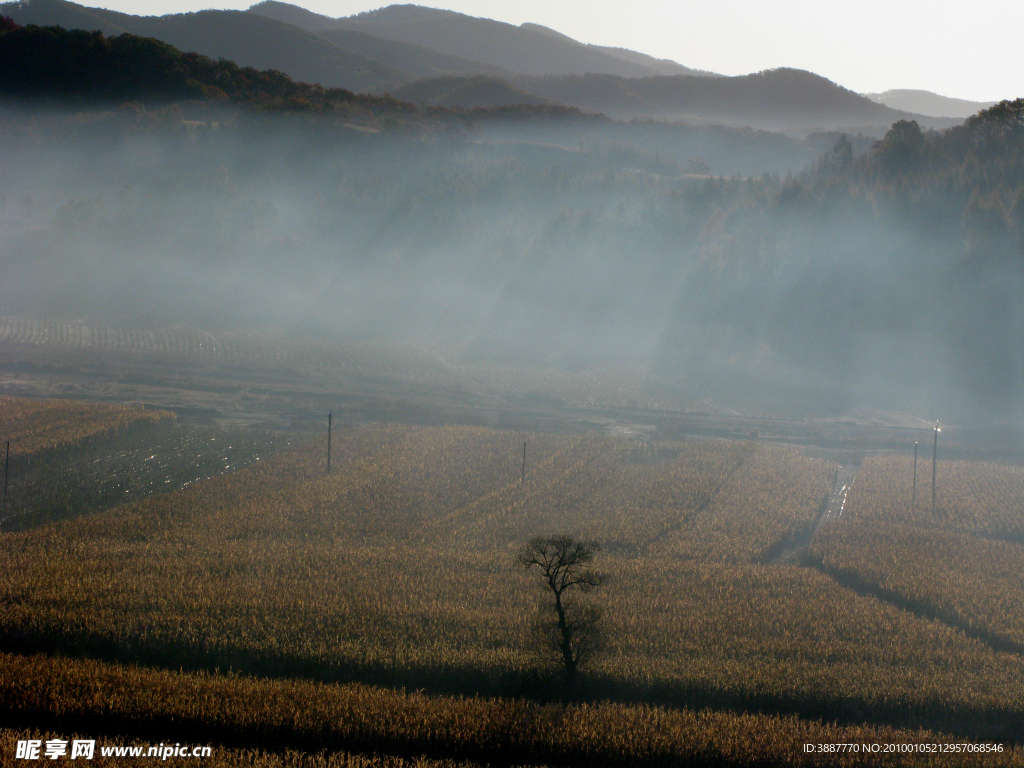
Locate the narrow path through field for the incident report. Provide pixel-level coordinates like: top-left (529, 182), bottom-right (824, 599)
top-left (766, 463), bottom-right (857, 565)
top-left (816, 464), bottom-right (858, 531)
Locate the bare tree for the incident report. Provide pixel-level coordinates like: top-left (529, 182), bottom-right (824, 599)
top-left (516, 535), bottom-right (604, 685)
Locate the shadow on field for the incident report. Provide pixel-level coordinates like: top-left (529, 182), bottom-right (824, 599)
top-left (1, 626), bottom-right (1020, 744)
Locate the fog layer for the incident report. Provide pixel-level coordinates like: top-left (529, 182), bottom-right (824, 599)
top-left (1, 105), bottom-right (1021, 422)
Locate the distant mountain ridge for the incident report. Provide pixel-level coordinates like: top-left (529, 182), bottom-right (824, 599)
top-left (516, 68), bottom-right (915, 130)
top-left (315, 27), bottom-right (511, 80)
top-left (395, 69), bottom-right (951, 133)
top-left (0, 16), bottom-right (412, 113)
top-left (256, 2), bottom-right (712, 79)
top-left (2, 0), bottom-right (716, 89)
top-left (508, 21), bottom-right (717, 77)
top-left (864, 89), bottom-right (997, 119)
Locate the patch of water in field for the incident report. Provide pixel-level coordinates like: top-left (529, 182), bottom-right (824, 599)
top-left (0, 421), bottom-right (298, 530)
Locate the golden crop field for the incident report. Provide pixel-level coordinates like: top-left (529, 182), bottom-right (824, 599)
top-left (3, 416), bottom-right (1024, 763)
top-left (4, 424), bottom-right (1024, 738)
top-left (648, 445), bottom-right (832, 562)
top-left (0, 395), bottom-right (173, 455)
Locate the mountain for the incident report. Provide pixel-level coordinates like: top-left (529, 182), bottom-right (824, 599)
top-left (518, 22), bottom-right (716, 78)
top-left (245, 0), bottom-right (338, 32)
top-left (864, 89), bottom-right (997, 119)
top-left (0, 0), bottom-right (131, 32)
top-left (247, 0), bottom-right (511, 80)
top-left (1, 0), bottom-right (411, 92)
top-left (251, 2), bottom-right (713, 80)
top-left (587, 45), bottom-right (716, 77)
top-left (326, 4), bottom-right (700, 79)
top-left (3, 0), bottom-right (710, 95)
top-left (0, 0), bottom-right (956, 134)
top-left (314, 28), bottom-right (509, 80)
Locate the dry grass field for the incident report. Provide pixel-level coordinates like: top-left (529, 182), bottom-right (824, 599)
top-left (1, 653), bottom-right (1017, 768)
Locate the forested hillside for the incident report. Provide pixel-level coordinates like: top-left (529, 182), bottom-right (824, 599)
top-left (0, 0), bottom-right (411, 92)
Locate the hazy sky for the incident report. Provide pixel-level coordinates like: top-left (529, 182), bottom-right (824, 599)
top-left (83, 0), bottom-right (1020, 101)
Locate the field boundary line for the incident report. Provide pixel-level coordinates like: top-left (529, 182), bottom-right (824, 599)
top-left (763, 463), bottom-right (856, 565)
top-left (422, 434), bottom-right (605, 534)
top-left (640, 443), bottom-right (756, 553)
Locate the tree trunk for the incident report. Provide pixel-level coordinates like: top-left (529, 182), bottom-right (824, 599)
top-left (553, 591), bottom-right (576, 684)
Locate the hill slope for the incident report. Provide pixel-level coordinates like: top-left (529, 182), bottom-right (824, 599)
top-left (315, 27), bottom-right (510, 80)
top-left (251, 1), bottom-right (711, 79)
top-left (329, 4), bottom-right (693, 79)
top-left (389, 75), bottom-right (552, 107)
top-left (0, 18), bottom-right (423, 117)
top-left (516, 68), bottom-right (952, 132)
top-left (245, 0), bottom-right (340, 31)
top-left (1, 0), bottom-right (960, 134)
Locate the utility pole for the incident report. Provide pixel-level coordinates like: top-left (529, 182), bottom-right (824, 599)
top-left (327, 411), bottom-right (332, 475)
top-left (521, 441), bottom-right (526, 483)
top-left (931, 422), bottom-right (940, 515)
top-left (911, 441), bottom-right (918, 514)
top-left (2, 440), bottom-right (8, 516)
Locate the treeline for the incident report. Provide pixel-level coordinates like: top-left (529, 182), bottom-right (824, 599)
top-left (807, 102), bottom-right (1024, 254)
top-left (673, 99), bottom-right (1024, 411)
top-left (699, 99), bottom-right (1024, 241)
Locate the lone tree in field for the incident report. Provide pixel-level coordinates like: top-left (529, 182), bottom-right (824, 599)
top-left (517, 535), bottom-right (604, 686)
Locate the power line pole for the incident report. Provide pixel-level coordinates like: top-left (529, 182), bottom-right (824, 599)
top-left (911, 441), bottom-right (918, 514)
top-left (931, 422), bottom-right (940, 515)
top-left (327, 411), bottom-right (333, 475)
top-left (521, 441), bottom-right (526, 483)
top-left (2, 440), bottom-right (8, 516)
